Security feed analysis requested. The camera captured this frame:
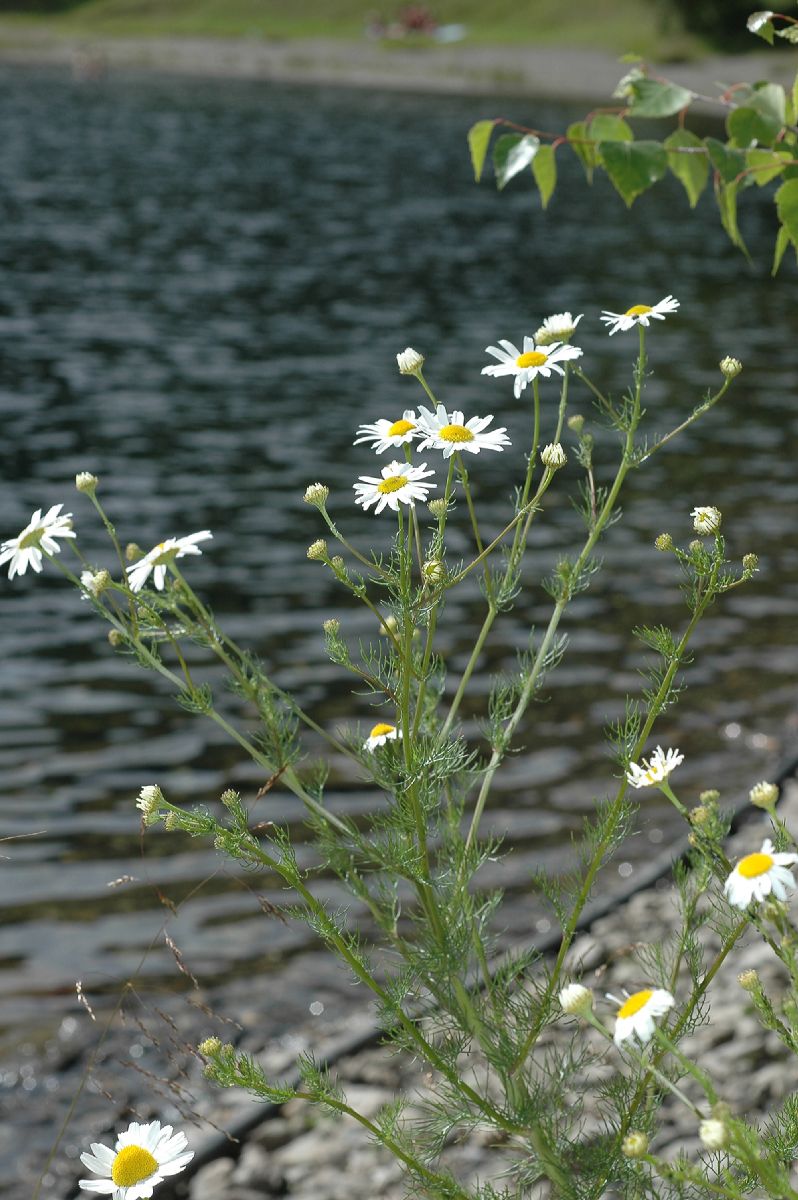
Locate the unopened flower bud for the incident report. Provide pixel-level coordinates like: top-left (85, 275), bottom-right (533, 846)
top-left (330, 555), bottom-right (345, 572)
top-left (422, 558), bottom-right (445, 585)
top-left (558, 983), bottom-right (593, 1015)
top-left (688, 539), bottom-right (704, 556)
top-left (164, 811), bottom-right (179, 831)
top-left (738, 968), bottom-right (759, 993)
top-left (621, 1132), bottom-right (649, 1159)
top-left (307, 538), bottom-right (328, 561)
top-left (428, 498), bottom-right (447, 518)
top-left (742, 553), bottom-right (759, 574)
top-left (303, 482), bottom-right (329, 508)
top-left (75, 471), bottom-right (98, 494)
top-left (108, 629), bottom-right (123, 647)
top-left (719, 356), bottom-right (742, 379)
top-left (323, 618), bottom-right (340, 635)
top-left (655, 533), bottom-right (673, 552)
top-left (691, 506), bottom-right (722, 536)
top-left (220, 789), bottom-right (239, 809)
top-left (541, 442), bottom-right (567, 470)
top-left (699, 790), bottom-right (720, 805)
top-left (396, 347), bottom-right (424, 375)
top-left (125, 542), bottom-right (143, 562)
top-left (379, 615), bottom-right (399, 636)
top-left (567, 414), bottom-right (585, 435)
top-left (198, 1037), bottom-right (223, 1057)
top-left (688, 831), bottom-right (698, 847)
top-left (699, 1118), bottom-right (729, 1151)
top-left (81, 568), bottom-right (111, 598)
top-left (749, 780), bottom-right (779, 809)
top-left (136, 784), bottom-right (164, 824)
top-left (690, 805), bottom-right (710, 826)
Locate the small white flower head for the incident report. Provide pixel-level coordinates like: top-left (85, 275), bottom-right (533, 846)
top-left (610, 988), bottom-right (675, 1046)
top-left (482, 336), bottom-right (583, 398)
top-left (78, 1118), bottom-right (193, 1199)
top-left (749, 780), bottom-right (779, 809)
top-left (306, 539), bottom-right (328, 561)
top-left (655, 532), bottom-right (674, 552)
top-left (416, 404), bottom-right (510, 458)
top-left (0, 504), bottom-right (76, 580)
top-left (303, 482), bottom-right (329, 508)
top-left (699, 1118), bottom-right (730, 1151)
top-left (600, 295), bottom-right (679, 336)
top-left (626, 746), bottom-right (684, 790)
top-left (621, 1131), bottom-right (649, 1159)
top-left (136, 784), bottom-right (164, 825)
top-left (363, 722), bottom-right (402, 751)
top-left (422, 558), bottom-right (445, 585)
top-left (541, 442), bottom-right (567, 470)
top-left (747, 10), bottom-right (775, 33)
top-left (81, 568), bottom-right (111, 598)
top-left (559, 983), bottom-right (593, 1015)
top-left (692, 506), bottom-right (722, 535)
top-left (354, 410), bottom-right (422, 454)
top-left (719, 356), bottom-right (742, 379)
top-left (724, 838), bottom-right (798, 909)
top-left (75, 471), bottom-right (99, 494)
top-left (198, 1036), bottom-right (223, 1057)
top-left (397, 347), bottom-right (424, 375)
top-left (126, 531), bottom-right (212, 593)
top-left (353, 460), bottom-right (436, 514)
top-left (534, 311), bottom-right (583, 346)
top-left (322, 617), bottom-right (340, 635)
top-left (742, 553), bottom-right (759, 574)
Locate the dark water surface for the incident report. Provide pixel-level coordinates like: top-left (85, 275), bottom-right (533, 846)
top-left (0, 65), bottom-right (797, 1190)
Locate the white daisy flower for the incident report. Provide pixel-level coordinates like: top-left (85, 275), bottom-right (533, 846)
top-left (353, 460), bottom-right (436, 514)
top-left (691, 506), bottom-right (722, 535)
top-left (534, 311), bottom-right (583, 346)
top-left (610, 988), bottom-right (675, 1046)
top-left (626, 746), bottom-right (684, 789)
top-left (599, 295), bottom-right (679, 336)
top-left (396, 347), bottom-right (424, 374)
top-left (126, 531), bottom-right (212, 593)
top-left (724, 839), bottom-right (798, 909)
top-left (415, 404), bottom-right (510, 457)
top-left (0, 504), bottom-right (76, 579)
top-left (363, 722), bottom-right (402, 751)
top-left (79, 1119), bottom-right (193, 1199)
top-left (482, 336), bottom-right (583, 398)
top-left (354, 410), bottom-right (422, 454)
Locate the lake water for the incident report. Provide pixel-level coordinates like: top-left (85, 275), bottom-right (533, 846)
top-left (0, 64), bottom-right (796, 1194)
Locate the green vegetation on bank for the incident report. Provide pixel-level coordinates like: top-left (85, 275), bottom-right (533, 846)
top-left (0, 0), bottom-right (711, 60)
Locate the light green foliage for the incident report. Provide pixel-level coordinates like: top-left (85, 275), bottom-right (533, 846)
top-left (469, 13), bottom-right (798, 269)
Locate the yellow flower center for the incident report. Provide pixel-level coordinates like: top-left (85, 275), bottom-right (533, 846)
top-left (388, 418), bottom-right (415, 437)
top-left (624, 304), bottom-right (653, 317)
top-left (111, 1145), bottom-right (159, 1187)
top-left (377, 475), bottom-right (408, 494)
top-left (737, 852), bottom-right (774, 879)
top-left (516, 350), bottom-right (548, 368)
top-left (617, 989), bottom-right (653, 1019)
top-left (369, 723), bottom-right (395, 738)
top-left (439, 424), bottom-right (475, 443)
top-left (18, 528), bottom-right (43, 549)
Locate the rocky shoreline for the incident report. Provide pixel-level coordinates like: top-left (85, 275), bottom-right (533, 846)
top-left (0, 28), bottom-right (794, 103)
top-left (47, 778), bottom-right (797, 1200)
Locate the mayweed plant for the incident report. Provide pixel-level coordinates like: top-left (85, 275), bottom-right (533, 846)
top-left (7, 300), bottom-right (798, 1200)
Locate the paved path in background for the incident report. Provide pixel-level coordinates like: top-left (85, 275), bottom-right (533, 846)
top-left (0, 28), bottom-right (794, 103)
